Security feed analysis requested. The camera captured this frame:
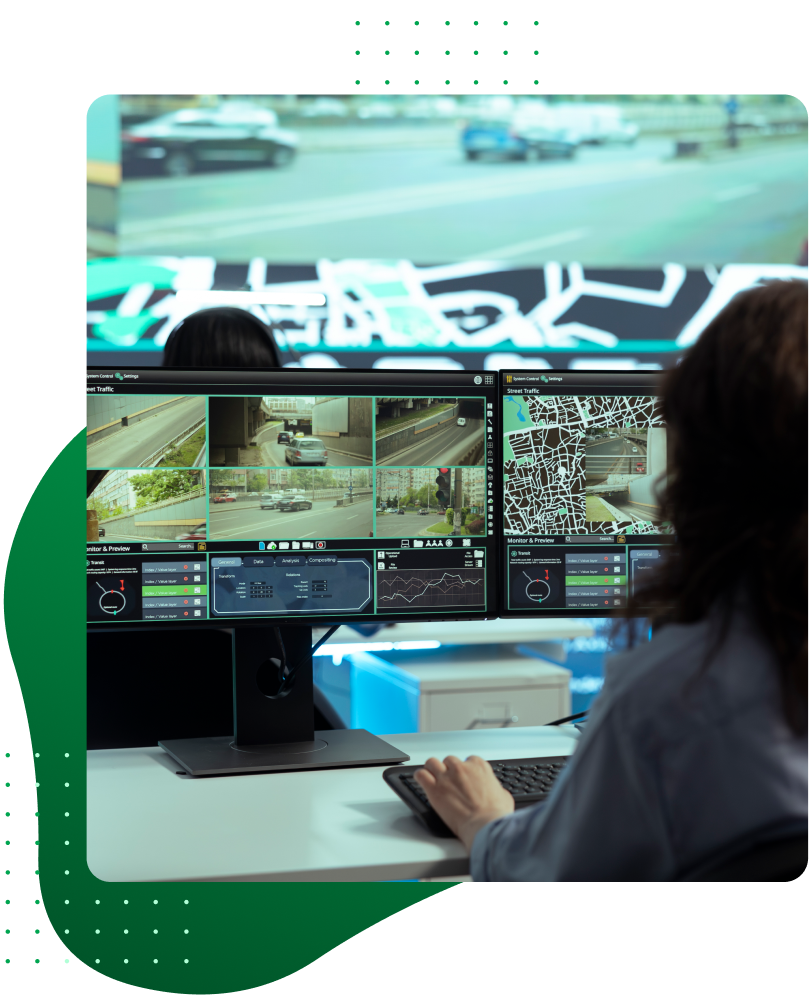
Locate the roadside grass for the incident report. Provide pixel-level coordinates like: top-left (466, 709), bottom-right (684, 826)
top-left (585, 494), bottom-right (620, 520)
top-left (424, 521), bottom-right (484, 536)
top-left (158, 428), bottom-right (206, 468)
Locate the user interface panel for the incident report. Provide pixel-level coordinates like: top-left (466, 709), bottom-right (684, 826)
top-left (87, 367), bottom-right (497, 626)
top-left (499, 371), bottom-right (674, 616)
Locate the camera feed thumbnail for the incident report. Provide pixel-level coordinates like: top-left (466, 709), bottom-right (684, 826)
top-left (584, 426), bottom-right (667, 526)
top-left (375, 397), bottom-right (485, 466)
top-left (87, 469), bottom-right (207, 543)
top-left (87, 395), bottom-right (206, 469)
top-left (208, 468), bottom-right (373, 541)
top-left (375, 467), bottom-right (487, 539)
top-left (208, 396), bottom-right (372, 467)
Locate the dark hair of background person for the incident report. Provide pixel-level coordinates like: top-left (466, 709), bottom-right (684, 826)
top-left (161, 307), bottom-right (283, 368)
top-left (625, 279), bottom-right (808, 734)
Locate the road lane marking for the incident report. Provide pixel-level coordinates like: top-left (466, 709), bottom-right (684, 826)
top-left (120, 158), bottom-right (699, 247)
top-left (714, 183), bottom-right (761, 202)
top-left (467, 228), bottom-right (590, 261)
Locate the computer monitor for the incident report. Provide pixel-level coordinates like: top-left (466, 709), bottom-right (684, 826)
top-left (498, 369), bottom-right (675, 617)
top-left (86, 365), bottom-right (497, 773)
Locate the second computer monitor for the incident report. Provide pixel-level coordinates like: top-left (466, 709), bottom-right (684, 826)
top-left (499, 369), bottom-right (674, 617)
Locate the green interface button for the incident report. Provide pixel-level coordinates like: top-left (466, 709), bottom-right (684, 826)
top-left (142, 585), bottom-right (208, 597)
top-left (565, 575), bottom-right (626, 586)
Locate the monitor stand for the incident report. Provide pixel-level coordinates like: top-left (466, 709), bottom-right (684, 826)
top-left (159, 626), bottom-right (409, 777)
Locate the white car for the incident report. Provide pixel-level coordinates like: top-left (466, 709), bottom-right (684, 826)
top-left (632, 446), bottom-right (638, 453)
top-left (457, 417), bottom-right (467, 427)
top-left (357, 101), bottom-right (398, 120)
top-left (299, 97), bottom-right (348, 118)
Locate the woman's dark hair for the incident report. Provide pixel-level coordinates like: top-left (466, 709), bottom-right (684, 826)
top-left (161, 307), bottom-right (282, 368)
top-left (628, 279), bottom-right (808, 733)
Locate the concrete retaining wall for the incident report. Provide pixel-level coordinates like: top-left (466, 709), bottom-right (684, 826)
top-left (100, 495), bottom-right (206, 540)
top-left (87, 395), bottom-right (186, 445)
top-left (376, 406), bottom-right (457, 462)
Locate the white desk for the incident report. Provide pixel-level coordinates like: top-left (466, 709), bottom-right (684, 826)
top-left (87, 727), bottom-right (578, 882)
top-left (324, 619), bottom-right (594, 647)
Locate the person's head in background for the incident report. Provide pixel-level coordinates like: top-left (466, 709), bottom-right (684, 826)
top-left (161, 307), bottom-right (282, 368)
top-left (630, 279), bottom-right (807, 731)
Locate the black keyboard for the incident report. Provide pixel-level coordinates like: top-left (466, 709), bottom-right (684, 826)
top-left (383, 756), bottom-right (569, 838)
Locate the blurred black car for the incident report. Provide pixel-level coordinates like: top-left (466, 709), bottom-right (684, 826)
top-left (277, 431), bottom-right (291, 445)
top-left (122, 104), bottom-right (298, 178)
top-left (276, 498), bottom-right (313, 512)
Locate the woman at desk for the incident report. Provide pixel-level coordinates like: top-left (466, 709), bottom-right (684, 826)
top-left (416, 279), bottom-right (808, 880)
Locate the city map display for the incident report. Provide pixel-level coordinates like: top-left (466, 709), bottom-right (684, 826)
top-left (503, 394), bottom-right (666, 535)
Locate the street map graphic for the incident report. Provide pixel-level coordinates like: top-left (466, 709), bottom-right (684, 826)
top-left (504, 394), bottom-right (665, 535)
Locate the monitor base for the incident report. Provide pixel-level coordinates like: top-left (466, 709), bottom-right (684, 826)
top-left (159, 729), bottom-right (408, 777)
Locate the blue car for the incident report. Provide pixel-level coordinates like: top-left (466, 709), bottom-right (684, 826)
top-left (461, 118), bottom-right (577, 161)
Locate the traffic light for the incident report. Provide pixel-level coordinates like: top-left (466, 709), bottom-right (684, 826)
top-left (435, 468), bottom-right (451, 508)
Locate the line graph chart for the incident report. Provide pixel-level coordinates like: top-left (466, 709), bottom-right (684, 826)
top-left (377, 567), bottom-right (485, 610)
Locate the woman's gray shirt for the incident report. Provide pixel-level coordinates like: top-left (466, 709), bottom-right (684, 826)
top-left (470, 616), bottom-right (807, 880)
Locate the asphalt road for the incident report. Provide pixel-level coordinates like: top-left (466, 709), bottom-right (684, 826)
top-left (376, 510), bottom-right (438, 538)
top-left (87, 397), bottom-right (206, 469)
top-left (378, 419), bottom-right (484, 467)
top-left (375, 510), bottom-right (485, 540)
top-left (209, 498), bottom-right (373, 540)
top-left (119, 138), bottom-right (807, 264)
top-left (255, 425), bottom-right (372, 467)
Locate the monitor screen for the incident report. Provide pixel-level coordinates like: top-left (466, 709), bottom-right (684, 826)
top-left (86, 366), bottom-right (497, 628)
top-left (499, 369), bottom-right (675, 616)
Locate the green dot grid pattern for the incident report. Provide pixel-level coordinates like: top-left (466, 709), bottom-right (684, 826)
top-left (3, 433), bottom-right (449, 990)
top-left (350, 19), bottom-right (553, 90)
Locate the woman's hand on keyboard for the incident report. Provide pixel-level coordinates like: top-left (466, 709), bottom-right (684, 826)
top-left (414, 755), bottom-right (515, 851)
